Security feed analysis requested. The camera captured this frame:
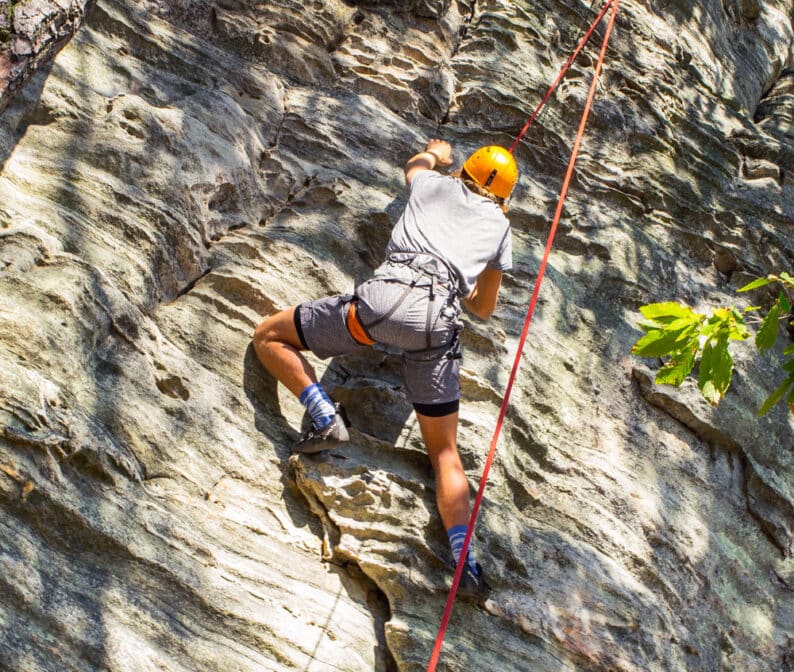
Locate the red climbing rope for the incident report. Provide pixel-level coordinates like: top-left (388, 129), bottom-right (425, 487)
top-left (508, 0), bottom-right (616, 154)
top-left (426, 1), bottom-right (621, 669)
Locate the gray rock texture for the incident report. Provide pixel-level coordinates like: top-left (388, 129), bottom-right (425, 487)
top-left (1, 1), bottom-right (793, 670)
top-left (0, 0), bottom-right (97, 113)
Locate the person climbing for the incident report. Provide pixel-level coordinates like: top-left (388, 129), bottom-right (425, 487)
top-left (252, 139), bottom-right (518, 603)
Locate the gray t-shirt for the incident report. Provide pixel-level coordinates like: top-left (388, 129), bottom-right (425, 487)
top-left (385, 171), bottom-right (512, 295)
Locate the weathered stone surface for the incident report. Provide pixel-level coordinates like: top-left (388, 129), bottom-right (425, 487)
top-left (0, 1), bottom-right (793, 671)
top-left (757, 69), bottom-right (794, 141)
top-left (0, 0), bottom-right (97, 113)
top-left (743, 156), bottom-right (781, 181)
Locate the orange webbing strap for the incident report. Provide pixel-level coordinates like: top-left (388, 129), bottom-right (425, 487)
top-left (426, 1), bottom-right (621, 669)
top-left (346, 301), bottom-right (377, 345)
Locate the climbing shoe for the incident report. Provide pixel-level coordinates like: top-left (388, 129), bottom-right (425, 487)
top-left (456, 562), bottom-right (491, 604)
top-left (293, 403), bottom-right (350, 454)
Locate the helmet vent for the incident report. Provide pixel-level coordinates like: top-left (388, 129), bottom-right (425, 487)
top-left (484, 169), bottom-right (497, 189)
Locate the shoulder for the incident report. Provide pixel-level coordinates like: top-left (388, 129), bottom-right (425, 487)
top-left (477, 198), bottom-right (510, 227)
top-left (410, 170), bottom-right (448, 187)
top-left (408, 171), bottom-right (463, 197)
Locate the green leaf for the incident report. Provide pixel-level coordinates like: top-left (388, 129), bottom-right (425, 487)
top-left (711, 340), bottom-right (734, 398)
top-left (724, 309), bottom-right (749, 341)
top-left (701, 314), bottom-right (729, 339)
top-left (700, 309), bottom-right (748, 342)
top-left (700, 380), bottom-right (719, 405)
top-left (639, 302), bottom-right (697, 321)
top-left (779, 292), bottom-right (792, 314)
top-left (632, 323), bottom-right (698, 358)
top-left (737, 276), bottom-right (776, 293)
top-left (698, 342), bottom-right (716, 402)
top-left (632, 330), bottom-right (676, 358)
top-left (637, 320), bottom-right (669, 333)
top-left (779, 271), bottom-right (794, 286)
top-left (729, 320), bottom-right (751, 341)
top-left (698, 337), bottom-right (733, 405)
top-left (785, 344), bottom-right (794, 356)
top-left (782, 359), bottom-right (794, 374)
top-left (756, 303), bottom-right (780, 353)
top-left (700, 319), bottom-right (719, 339)
top-left (758, 376), bottom-right (794, 416)
top-left (711, 307), bottom-right (734, 321)
top-left (656, 342), bottom-right (698, 386)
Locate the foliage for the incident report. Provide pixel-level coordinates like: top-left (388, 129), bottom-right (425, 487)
top-left (631, 273), bottom-right (794, 416)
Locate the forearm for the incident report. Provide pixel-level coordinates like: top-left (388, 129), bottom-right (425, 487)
top-left (463, 268), bottom-right (503, 319)
top-left (462, 290), bottom-right (497, 320)
top-left (404, 140), bottom-right (453, 185)
top-left (404, 151), bottom-right (439, 174)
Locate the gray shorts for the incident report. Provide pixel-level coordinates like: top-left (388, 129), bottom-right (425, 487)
top-left (296, 270), bottom-right (463, 408)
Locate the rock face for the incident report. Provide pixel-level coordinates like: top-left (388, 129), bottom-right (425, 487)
top-left (0, 0), bottom-right (97, 113)
top-left (1, 1), bottom-right (793, 670)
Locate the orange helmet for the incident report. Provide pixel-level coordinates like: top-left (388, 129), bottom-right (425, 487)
top-left (462, 146), bottom-right (518, 199)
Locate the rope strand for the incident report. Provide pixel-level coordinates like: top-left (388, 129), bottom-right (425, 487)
top-left (508, 0), bottom-right (615, 154)
top-left (426, 1), bottom-right (621, 669)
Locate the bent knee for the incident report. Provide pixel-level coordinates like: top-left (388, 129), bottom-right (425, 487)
top-left (253, 318), bottom-right (272, 344)
top-left (253, 307), bottom-right (303, 350)
top-left (253, 317), bottom-right (281, 350)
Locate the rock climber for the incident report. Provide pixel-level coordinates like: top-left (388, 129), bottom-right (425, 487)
top-left (253, 139), bottom-right (518, 602)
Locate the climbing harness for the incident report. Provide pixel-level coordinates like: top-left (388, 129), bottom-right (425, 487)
top-left (351, 251), bottom-right (461, 352)
top-left (426, 0), bottom-right (621, 669)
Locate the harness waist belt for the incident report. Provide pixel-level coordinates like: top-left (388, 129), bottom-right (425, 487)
top-left (387, 251), bottom-right (460, 295)
top-left (346, 300), bottom-right (376, 346)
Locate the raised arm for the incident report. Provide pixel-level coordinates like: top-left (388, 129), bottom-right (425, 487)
top-left (462, 267), bottom-right (503, 320)
top-left (404, 138), bottom-right (454, 186)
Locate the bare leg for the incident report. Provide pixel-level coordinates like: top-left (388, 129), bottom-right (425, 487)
top-left (415, 411), bottom-right (470, 530)
top-left (253, 307), bottom-right (316, 398)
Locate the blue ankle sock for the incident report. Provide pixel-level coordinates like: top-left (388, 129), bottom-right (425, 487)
top-left (447, 525), bottom-right (479, 575)
top-left (299, 383), bottom-right (336, 430)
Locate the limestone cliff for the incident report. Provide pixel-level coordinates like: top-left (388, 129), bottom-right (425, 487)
top-left (0, 1), bottom-right (793, 671)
